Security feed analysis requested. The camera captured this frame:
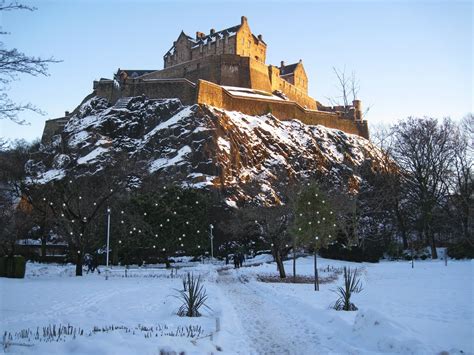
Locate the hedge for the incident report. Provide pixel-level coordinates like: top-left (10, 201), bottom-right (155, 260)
top-left (319, 243), bottom-right (382, 263)
top-left (0, 256), bottom-right (26, 278)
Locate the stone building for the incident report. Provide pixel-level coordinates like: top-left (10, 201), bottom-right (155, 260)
top-left (164, 17), bottom-right (267, 67)
top-left (114, 16), bottom-right (315, 109)
top-left (43, 17), bottom-right (369, 142)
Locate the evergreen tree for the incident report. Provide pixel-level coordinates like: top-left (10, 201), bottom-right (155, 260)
top-left (293, 183), bottom-right (336, 290)
top-left (122, 186), bottom-right (211, 267)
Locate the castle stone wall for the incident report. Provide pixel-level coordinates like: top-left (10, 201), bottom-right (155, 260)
top-left (94, 80), bottom-right (121, 104)
top-left (196, 80), bottom-right (369, 139)
top-left (248, 58), bottom-right (272, 92)
top-left (141, 54), bottom-right (316, 109)
top-left (143, 55), bottom-right (254, 88)
top-left (235, 18), bottom-right (266, 63)
top-left (122, 79), bottom-right (197, 105)
top-left (41, 117), bottom-right (69, 143)
top-left (269, 67), bottom-right (317, 110)
top-left (191, 36), bottom-right (237, 61)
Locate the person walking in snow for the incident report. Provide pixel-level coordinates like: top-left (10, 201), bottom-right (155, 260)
top-left (91, 253), bottom-right (101, 274)
top-left (84, 253), bottom-right (93, 274)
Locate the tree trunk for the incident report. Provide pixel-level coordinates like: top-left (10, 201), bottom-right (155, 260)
top-left (314, 251), bottom-right (319, 291)
top-left (292, 235), bottom-right (296, 283)
top-left (430, 233), bottom-right (438, 259)
top-left (395, 202), bottom-right (408, 249)
top-left (41, 237), bottom-right (47, 259)
top-left (112, 243), bottom-right (118, 265)
top-left (275, 252), bottom-right (286, 279)
top-left (75, 252), bottom-right (83, 276)
top-left (400, 230), bottom-right (408, 250)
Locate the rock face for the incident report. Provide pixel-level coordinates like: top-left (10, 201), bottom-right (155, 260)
top-left (34, 96), bottom-right (386, 205)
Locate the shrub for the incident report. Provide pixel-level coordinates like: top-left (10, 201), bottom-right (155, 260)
top-left (0, 256), bottom-right (26, 278)
top-left (332, 266), bottom-right (363, 311)
top-left (174, 273), bottom-right (210, 317)
top-left (320, 242), bottom-right (382, 263)
top-left (385, 242), bottom-right (404, 260)
top-left (447, 241), bottom-right (474, 259)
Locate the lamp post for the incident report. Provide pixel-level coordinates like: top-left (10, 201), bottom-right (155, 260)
top-left (209, 224), bottom-right (214, 261)
top-left (314, 236), bottom-right (319, 291)
top-left (105, 207), bottom-right (111, 280)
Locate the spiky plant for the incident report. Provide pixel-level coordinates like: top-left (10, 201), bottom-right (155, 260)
top-left (332, 266), bottom-right (363, 311)
top-left (175, 273), bottom-right (210, 317)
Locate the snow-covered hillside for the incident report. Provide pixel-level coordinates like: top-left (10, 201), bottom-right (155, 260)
top-left (30, 96), bottom-right (388, 204)
top-left (1, 258), bottom-right (471, 354)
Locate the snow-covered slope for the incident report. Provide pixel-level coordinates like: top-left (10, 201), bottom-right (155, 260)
top-left (31, 96), bottom-right (387, 204)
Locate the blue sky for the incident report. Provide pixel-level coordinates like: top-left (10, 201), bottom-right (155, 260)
top-left (0, 0), bottom-right (472, 142)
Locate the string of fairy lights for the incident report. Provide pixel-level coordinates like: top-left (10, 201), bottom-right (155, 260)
top-left (38, 180), bottom-right (338, 270)
top-left (39, 184), bottom-right (208, 259)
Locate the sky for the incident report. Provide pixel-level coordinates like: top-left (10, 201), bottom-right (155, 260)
top-left (0, 0), bottom-right (472, 142)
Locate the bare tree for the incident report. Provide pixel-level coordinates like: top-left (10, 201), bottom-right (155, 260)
top-left (230, 204), bottom-right (293, 278)
top-left (391, 117), bottom-right (456, 258)
top-left (0, 2), bottom-right (61, 124)
top-left (0, 139), bottom-right (35, 256)
top-left (41, 162), bottom-right (136, 276)
top-left (325, 67), bottom-right (371, 118)
top-left (448, 115), bottom-right (473, 244)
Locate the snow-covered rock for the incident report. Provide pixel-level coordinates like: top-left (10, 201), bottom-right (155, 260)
top-left (34, 95), bottom-right (388, 203)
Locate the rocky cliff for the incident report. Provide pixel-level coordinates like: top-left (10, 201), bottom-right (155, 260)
top-left (30, 96), bottom-right (386, 206)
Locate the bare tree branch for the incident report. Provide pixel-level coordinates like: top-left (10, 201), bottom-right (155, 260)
top-left (0, 2), bottom-right (61, 124)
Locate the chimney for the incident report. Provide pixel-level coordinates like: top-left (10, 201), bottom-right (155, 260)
top-left (210, 28), bottom-right (215, 35)
top-left (299, 59), bottom-right (302, 63)
top-left (65, 111), bottom-right (70, 116)
top-left (241, 16), bottom-right (247, 24)
top-left (196, 31), bottom-right (205, 39)
top-left (280, 61), bottom-right (285, 68)
top-left (258, 34), bottom-right (263, 41)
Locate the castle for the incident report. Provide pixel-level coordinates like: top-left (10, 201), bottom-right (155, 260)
top-left (42, 17), bottom-right (368, 142)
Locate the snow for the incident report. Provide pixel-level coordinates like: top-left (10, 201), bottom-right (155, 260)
top-left (142, 106), bottom-right (194, 143)
top-left (222, 86), bottom-right (285, 101)
top-left (185, 173), bottom-right (215, 188)
top-left (225, 199), bottom-right (237, 208)
top-left (1, 258), bottom-right (471, 354)
top-left (77, 147), bottom-right (109, 165)
top-left (149, 145), bottom-right (192, 173)
top-left (68, 131), bottom-right (90, 148)
top-left (16, 239), bottom-right (42, 246)
top-left (217, 137), bottom-right (231, 154)
top-left (34, 169), bottom-right (66, 184)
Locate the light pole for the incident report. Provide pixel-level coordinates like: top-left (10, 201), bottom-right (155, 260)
top-left (209, 224), bottom-right (214, 261)
top-left (314, 236), bottom-right (319, 291)
top-left (105, 207), bottom-right (111, 280)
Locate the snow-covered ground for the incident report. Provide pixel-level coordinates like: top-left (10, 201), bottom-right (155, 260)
top-left (0, 257), bottom-right (472, 354)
